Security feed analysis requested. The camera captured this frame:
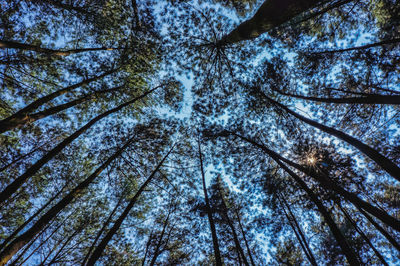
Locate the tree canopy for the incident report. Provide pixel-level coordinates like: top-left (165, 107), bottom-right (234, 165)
top-left (0, 0), bottom-right (399, 265)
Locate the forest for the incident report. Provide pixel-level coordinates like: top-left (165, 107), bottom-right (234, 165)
top-left (0, 0), bottom-right (399, 265)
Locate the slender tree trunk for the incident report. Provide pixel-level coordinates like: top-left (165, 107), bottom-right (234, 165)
top-left (0, 40), bottom-right (122, 56)
top-left (45, 227), bottom-right (81, 265)
top-left (0, 85), bottom-right (124, 133)
top-left (234, 209), bottom-right (256, 266)
top-left (0, 85), bottom-right (161, 204)
top-left (293, 0), bottom-right (354, 27)
top-left (198, 139), bottom-right (223, 266)
top-left (258, 91), bottom-right (400, 182)
top-left (10, 219), bottom-right (56, 265)
top-left (278, 194), bottom-right (318, 266)
top-left (339, 205), bottom-right (388, 266)
top-left (229, 132), bottom-right (400, 232)
top-left (357, 207), bottom-right (400, 253)
top-left (0, 137), bottom-right (136, 265)
top-left (217, 0), bottom-right (324, 45)
top-left (86, 145), bottom-right (174, 265)
top-left (0, 183), bottom-right (67, 252)
top-left (13, 210), bottom-right (75, 265)
top-left (81, 196), bottom-right (124, 265)
top-left (217, 132), bottom-right (361, 264)
top-left (273, 90), bottom-right (400, 105)
top-left (0, 67), bottom-right (119, 132)
top-left (313, 38), bottom-right (400, 54)
top-left (273, 158), bottom-right (360, 265)
top-left (0, 140), bottom-right (50, 172)
top-left (217, 184), bottom-right (249, 266)
top-left (141, 230), bottom-right (154, 266)
top-left (149, 209), bottom-right (172, 266)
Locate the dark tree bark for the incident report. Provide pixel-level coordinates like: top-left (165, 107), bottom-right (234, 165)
top-left (198, 139), bottom-right (223, 266)
top-left (0, 85), bottom-right (124, 133)
top-left (273, 89), bottom-right (400, 105)
top-left (0, 67), bottom-right (119, 132)
top-left (141, 229), bottom-right (154, 266)
top-left (273, 158), bottom-right (359, 265)
top-left (339, 205), bottom-right (388, 266)
top-left (149, 208), bottom-right (172, 266)
top-left (0, 136), bottom-right (136, 265)
top-left (229, 132), bottom-right (400, 232)
top-left (357, 208), bottom-right (400, 253)
top-left (257, 90), bottom-right (400, 182)
top-left (313, 38), bottom-right (400, 54)
top-left (217, 0), bottom-right (324, 45)
top-left (0, 85), bottom-right (161, 204)
top-left (216, 183), bottom-right (249, 266)
top-left (81, 196), bottom-right (124, 265)
top-left (234, 209), bottom-right (256, 266)
top-left (0, 183), bottom-right (67, 252)
top-left (86, 145), bottom-right (174, 265)
top-left (278, 194), bottom-right (318, 266)
top-left (0, 40), bottom-right (122, 56)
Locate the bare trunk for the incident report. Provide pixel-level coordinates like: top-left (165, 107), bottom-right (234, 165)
top-left (198, 139), bottom-right (223, 266)
top-left (231, 132), bottom-right (400, 232)
top-left (86, 146), bottom-right (174, 265)
top-left (149, 209), bottom-right (172, 266)
top-left (313, 38), bottom-right (400, 54)
top-left (0, 137), bottom-right (136, 265)
top-left (217, 184), bottom-right (249, 266)
top-left (339, 205), bottom-right (388, 266)
top-left (0, 40), bottom-right (122, 56)
top-left (258, 91), bottom-right (400, 182)
top-left (218, 0), bottom-right (323, 44)
top-left (0, 85), bottom-right (160, 204)
top-left (0, 183), bottom-right (67, 252)
top-left (81, 196), bottom-right (124, 265)
top-left (273, 158), bottom-right (359, 265)
top-left (274, 90), bottom-right (400, 105)
top-left (0, 85), bottom-right (124, 133)
top-left (279, 194), bottom-right (318, 266)
top-left (357, 208), bottom-right (400, 253)
top-left (234, 209), bottom-right (256, 266)
top-left (0, 67), bottom-right (119, 132)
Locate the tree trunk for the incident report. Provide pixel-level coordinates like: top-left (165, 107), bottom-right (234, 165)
top-left (278, 194), bottom-right (318, 266)
top-left (13, 210), bottom-right (75, 265)
top-left (45, 227), bottom-right (81, 265)
top-left (0, 40), bottom-right (122, 56)
top-left (86, 145), bottom-right (174, 265)
top-left (339, 205), bottom-right (388, 266)
top-left (234, 209), bottom-right (256, 266)
top-left (258, 91), bottom-right (400, 182)
top-left (141, 230), bottom-right (153, 266)
top-left (357, 207), bottom-right (400, 253)
top-left (230, 132), bottom-right (400, 232)
top-left (0, 85), bottom-right (161, 204)
top-left (149, 209), bottom-right (172, 266)
top-left (0, 183), bottom-right (67, 252)
top-left (0, 85), bottom-right (124, 133)
top-left (0, 67), bottom-right (119, 132)
top-left (273, 90), bottom-right (400, 105)
top-left (0, 137), bottom-right (136, 265)
top-left (313, 38), bottom-right (400, 54)
top-left (217, 0), bottom-right (324, 45)
top-left (198, 139), bottom-right (223, 266)
top-left (217, 184), bottom-right (249, 266)
top-left (273, 158), bottom-right (360, 265)
top-left (81, 196), bottom-right (124, 265)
